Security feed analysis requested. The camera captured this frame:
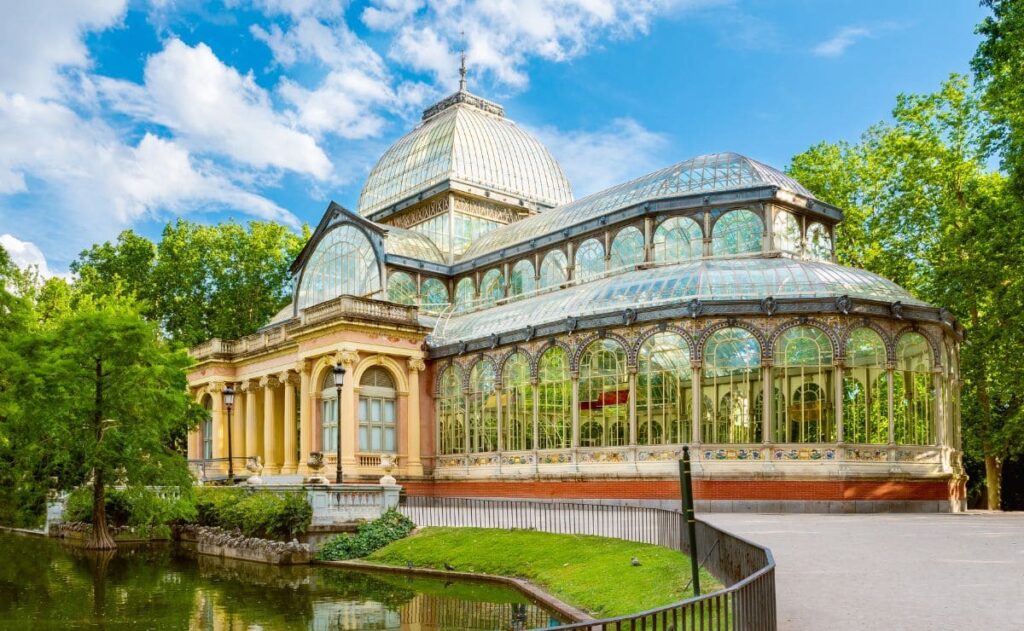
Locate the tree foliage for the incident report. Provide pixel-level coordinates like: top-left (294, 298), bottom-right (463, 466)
top-left (788, 75), bottom-right (1024, 508)
top-left (974, 0), bottom-right (1024, 193)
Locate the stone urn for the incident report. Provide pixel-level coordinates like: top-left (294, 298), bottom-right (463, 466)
top-left (305, 452), bottom-right (329, 485)
top-left (379, 454), bottom-right (397, 486)
top-left (245, 456), bottom-right (264, 485)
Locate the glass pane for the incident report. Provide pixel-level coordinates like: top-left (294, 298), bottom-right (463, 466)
top-left (711, 209), bottom-right (763, 256)
top-left (510, 259), bottom-right (537, 297)
top-left (372, 399), bottom-right (382, 422)
top-left (479, 268), bottom-right (504, 306)
top-left (574, 238), bottom-right (605, 282)
top-left (420, 277), bottom-right (449, 312)
top-left (773, 209), bottom-right (801, 254)
top-left (610, 226), bottom-right (644, 270)
top-left (578, 339), bottom-right (629, 447)
top-left (384, 400), bottom-right (396, 423)
top-left (359, 398), bottom-right (368, 421)
top-left (454, 277), bottom-right (475, 312)
top-left (387, 271), bottom-right (417, 304)
top-left (638, 333), bottom-right (692, 445)
top-left (298, 224), bottom-right (380, 309)
top-left (539, 250), bottom-right (568, 289)
top-left (806, 222), bottom-right (832, 261)
top-left (359, 426), bottom-right (369, 451)
top-left (371, 427), bottom-right (382, 451)
top-left (385, 427), bottom-right (395, 451)
top-left (653, 216), bottom-right (702, 263)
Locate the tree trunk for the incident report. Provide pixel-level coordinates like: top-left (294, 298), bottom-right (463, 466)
top-left (985, 454), bottom-right (1003, 511)
top-left (86, 467), bottom-right (116, 550)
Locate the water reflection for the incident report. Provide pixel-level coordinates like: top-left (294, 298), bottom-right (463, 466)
top-left (0, 533), bottom-right (564, 630)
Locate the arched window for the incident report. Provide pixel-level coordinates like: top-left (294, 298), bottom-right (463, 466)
top-left (895, 333), bottom-right (935, 445)
top-left (637, 333), bottom-right (692, 445)
top-left (454, 277), bottom-right (475, 312)
top-left (509, 260), bottom-right (536, 297)
top-left (844, 328), bottom-right (888, 444)
top-left (578, 339), bottom-right (629, 447)
top-left (806, 223), bottom-right (832, 261)
top-left (358, 367), bottom-right (397, 453)
top-left (773, 326), bottom-right (835, 443)
top-left (387, 271), bottom-right (416, 305)
top-left (479, 269), bottom-right (504, 306)
top-left (321, 372), bottom-right (340, 454)
top-left (299, 224), bottom-right (380, 309)
top-left (773, 210), bottom-right (801, 254)
top-left (201, 395), bottom-right (213, 460)
top-left (653, 216), bottom-right (702, 263)
top-left (711, 209), bottom-right (763, 256)
top-left (610, 226), bottom-right (644, 270)
top-left (539, 250), bottom-right (568, 289)
top-left (420, 277), bottom-right (449, 312)
top-left (437, 367), bottom-right (465, 455)
top-left (502, 353), bottom-right (533, 452)
top-left (702, 327), bottom-right (762, 443)
top-left (574, 238), bottom-right (605, 282)
top-left (537, 346), bottom-right (571, 450)
top-left (467, 361), bottom-right (498, 453)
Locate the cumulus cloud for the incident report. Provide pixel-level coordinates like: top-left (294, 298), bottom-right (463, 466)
top-left (531, 118), bottom-right (668, 197)
top-left (0, 234), bottom-right (54, 278)
top-left (812, 26), bottom-right (874, 58)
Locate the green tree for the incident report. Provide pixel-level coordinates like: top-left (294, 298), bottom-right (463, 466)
top-left (788, 75), bottom-right (1024, 509)
top-left (974, 0), bottom-right (1024, 193)
top-left (4, 297), bottom-right (199, 547)
top-left (71, 230), bottom-right (156, 306)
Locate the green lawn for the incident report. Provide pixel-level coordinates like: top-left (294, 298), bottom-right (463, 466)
top-left (366, 527), bottom-right (722, 618)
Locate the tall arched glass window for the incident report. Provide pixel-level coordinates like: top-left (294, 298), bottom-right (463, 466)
top-left (201, 395), bottom-right (213, 459)
top-left (454, 277), bottom-right (475, 312)
top-left (574, 238), bottom-right (605, 282)
top-left (299, 224), bottom-right (380, 309)
top-left (387, 271), bottom-right (416, 305)
top-left (437, 367), bottom-right (465, 455)
top-left (420, 277), bottom-right (449, 312)
top-left (320, 373), bottom-right (339, 454)
top-left (773, 210), bottom-right (802, 254)
top-left (610, 226), bottom-right (644, 270)
top-left (653, 216), bottom-right (702, 263)
top-left (502, 353), bottom-right (533, 452)
top-left (578, 339), bottom-right (629, 447)
top-left (702, 328), bottom-right (762, 443)
top-left (479, 269), bottom-right (504, 306)
top-left (806, 223), bottom-right (832, 261)
top-left (359, 367), bottom-right (397, 453)
top-left (711, 209), bottom-right (763, 257)
top-left (467, 360), bottom-right (498, 453)
top-left (539, 250), bottom-right (568, 289)
top-left (773, 326), bottom-right (835, 443)
top-left (844, 328), bottom-right (889, 444)
top-left (509, 260), bottom-right (536, 297)
top-left (895, 333), bottom-right (935, 445)
top-left (537, 346), bottom-right (571, 450)
top-left (637, 333), bottom-right (692, 445)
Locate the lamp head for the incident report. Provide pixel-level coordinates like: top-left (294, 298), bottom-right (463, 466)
top-left (223, 385), bottom-right (235, 408)
top-left (333, 364), bottom-right (346, 388)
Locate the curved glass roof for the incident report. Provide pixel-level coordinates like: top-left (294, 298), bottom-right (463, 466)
top-left (427, 257), bottom-right (926, 344)
top-left (385, 225), bottom-right (446, 263)
top-left (460, 152), bottom-right (816, 261)
top-left (357, 95), bottom-right (573, 216)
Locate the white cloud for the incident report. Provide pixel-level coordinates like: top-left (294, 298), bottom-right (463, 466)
top-left (0, 234), bottom-right (54, 278)
top-left (812, 26), bottom-right (873, 58)
top-left (0, 0), bottom-right (126, 98)
top-left (101, 39), bottom-right (332, 178)
top-left (531, 118), bottom-right (668, 196)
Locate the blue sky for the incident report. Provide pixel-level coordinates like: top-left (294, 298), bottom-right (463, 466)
top-left (0, 0), bottom-right (989, 275)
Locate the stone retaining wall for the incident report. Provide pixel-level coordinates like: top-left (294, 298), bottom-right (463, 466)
top-left (175, 525), bottom-right (312, 565)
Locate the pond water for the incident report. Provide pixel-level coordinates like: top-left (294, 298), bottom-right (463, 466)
top-left (0, 532), bottom-right (566, 630)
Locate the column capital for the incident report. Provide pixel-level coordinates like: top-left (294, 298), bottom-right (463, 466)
top-left (277, 370), bottom-right (300, 386)
top-left (205, 381), bottom-right (226, 395)
top-left (259, 374), bottom-right (280, 389)
top-left (294, 360), bottom-right (312, 374)
top-left (409, 357), bottom-right (427, 373)
top-left (335, 349), bottom-right (359, 368)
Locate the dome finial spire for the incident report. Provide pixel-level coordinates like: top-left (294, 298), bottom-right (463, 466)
top-left (458, 31), bottom-right (467, 91)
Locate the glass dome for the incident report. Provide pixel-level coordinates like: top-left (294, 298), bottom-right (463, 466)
top-left (428, 257), bottom-right (926, 344)
top-left (460, 152), bottom-right (816, 261)
top-left (357, 93), bottom-right (573, 217)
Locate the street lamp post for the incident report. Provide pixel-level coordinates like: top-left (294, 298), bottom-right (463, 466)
top-left (333, 365), bottom-right (346, 484)
top-left (223, 385), bottom-right (235, 482)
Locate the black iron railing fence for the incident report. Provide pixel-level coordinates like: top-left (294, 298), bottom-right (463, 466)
top-left (399, 496), bottom-right (776, 631)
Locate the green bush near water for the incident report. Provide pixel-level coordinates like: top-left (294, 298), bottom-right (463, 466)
top-left (317, 509), bottom-right (415, 561)
top-left (64, 486), bottom-right (196, 529)
top-left (194, 487), bottom-right (312, 540)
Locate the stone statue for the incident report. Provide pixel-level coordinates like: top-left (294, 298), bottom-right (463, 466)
top-left (245, 456), bottom-right (264, 485)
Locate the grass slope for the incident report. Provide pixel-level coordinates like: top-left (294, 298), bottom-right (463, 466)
top-left (367, 527), bottom-right (721, 618)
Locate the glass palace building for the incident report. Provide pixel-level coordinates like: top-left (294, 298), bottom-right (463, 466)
top-left (187, 85), bottom-right (967, 512)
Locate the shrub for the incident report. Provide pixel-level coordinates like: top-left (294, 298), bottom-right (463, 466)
top-left (193, 487), bottom-right (312, 540)
top-left (63, 486), bottom-right (195, 528)
top-left (317, 509), bottom-right (415, 561)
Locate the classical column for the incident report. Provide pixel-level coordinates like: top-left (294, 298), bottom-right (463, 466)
top-left (187, 395), bottom-right (200, 459)
top-left (761, 362), bottom-right (772, 443)
top-left (627, 366), bottom-right (637, 446)
top-left (261, 375), bottom-right (279, 473)
top-left (231, 381), bottom-right (246, 464)
top-left (209, 383), bottom-right (226, 460)
top-left (691, 361), bottom-right (702, 443)
top-left (337, 350), bottom-right (359, 472)
top-left (280, 370), bottom-right (299, 474)
top-left (835, 360), bottom-right (845, 444)
top-left (933, 371), bottom-right (944, 447)
top-left (243, 380), bottom-right (258, 459)
top-left (407, 358), bottom-right (425, 476)
top-left (298, 361), bottom-right (312, 471)
top-left (570, 372), bottom-right (580, 448)
top-left (887, 364), bottom-right (896, 445)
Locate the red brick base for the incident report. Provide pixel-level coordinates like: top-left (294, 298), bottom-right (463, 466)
top-left (402, 478), bottom-right (953, 502)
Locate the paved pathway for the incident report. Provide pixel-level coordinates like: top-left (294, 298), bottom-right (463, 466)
top-left (703, 512), bottom-right (1024, 631)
